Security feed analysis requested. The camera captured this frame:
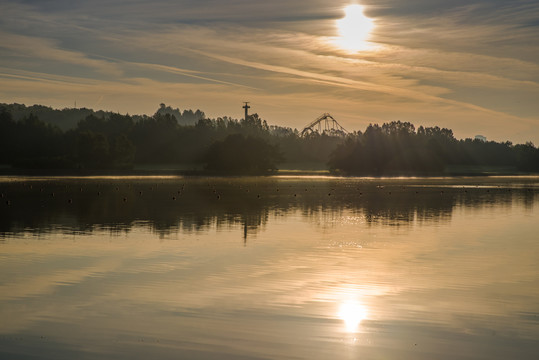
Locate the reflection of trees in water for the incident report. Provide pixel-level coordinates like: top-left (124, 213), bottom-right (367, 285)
top-left (0, 179), bottom-right (274, 238)
top-left (522, 189), bottom-right (536, 210)
top-left (0, 178), bottom-right (536, 238)
top-left (297, 186), bottom-right (455, 230)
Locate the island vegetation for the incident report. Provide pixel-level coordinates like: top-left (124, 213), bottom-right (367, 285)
top-left (0, 103), bottom-right (538, 175)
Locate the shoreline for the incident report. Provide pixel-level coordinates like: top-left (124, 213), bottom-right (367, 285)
top-left (0, 168), bottom-right (536, 178)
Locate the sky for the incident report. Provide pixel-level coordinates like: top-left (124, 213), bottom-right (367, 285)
top-left (0, 0), bottom-right (538, 143)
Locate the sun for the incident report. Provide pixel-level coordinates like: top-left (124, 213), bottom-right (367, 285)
top-left (336, 4), bottom-right (374, 52)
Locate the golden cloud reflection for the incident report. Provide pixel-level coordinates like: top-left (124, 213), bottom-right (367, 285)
top-left (335, 4), bottom-right (374, 52)
top-left (338, 300), bottom-right (368, 332)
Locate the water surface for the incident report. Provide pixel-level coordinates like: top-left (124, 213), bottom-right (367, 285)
top-left (1, 176), bottom-right (538, 359)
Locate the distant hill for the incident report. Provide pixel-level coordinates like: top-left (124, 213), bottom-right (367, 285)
top-left (154, 103), bottom-right (205, 126)
top-left (1, 103), bottom-right (101, 131)
top-left (0, 103), bottom-right (205, 130)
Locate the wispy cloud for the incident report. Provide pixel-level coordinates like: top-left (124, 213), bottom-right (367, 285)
top-left (0, 31), bottom-right (122, 77)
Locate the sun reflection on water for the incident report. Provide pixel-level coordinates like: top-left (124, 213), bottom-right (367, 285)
top-left (338, 301), bottom-right (368, 332)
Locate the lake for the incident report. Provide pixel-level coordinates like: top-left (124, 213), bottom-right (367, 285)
top-left (1, 176), bottom-right (538, 359)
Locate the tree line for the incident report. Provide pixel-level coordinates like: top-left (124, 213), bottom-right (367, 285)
top-left (0, 104), bottom-right (538, 175)
top-left (328, 121), bottom-right (539, 175)
top-left (0, 105), bottom-right (341, 173)
top-left (0, 102), bottom-right (205, 130)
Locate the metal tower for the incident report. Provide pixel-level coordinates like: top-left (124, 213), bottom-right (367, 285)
top-left (243, 102), bottom-right (250, 120)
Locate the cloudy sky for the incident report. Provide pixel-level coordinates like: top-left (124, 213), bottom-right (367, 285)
top-left (1, 0), bottom-right (538, 143)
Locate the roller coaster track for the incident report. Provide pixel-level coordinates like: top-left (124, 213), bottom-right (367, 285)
top-left (301, 113), bottom-right (348, 137)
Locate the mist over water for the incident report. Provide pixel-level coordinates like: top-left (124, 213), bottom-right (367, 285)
top-left (1, 176), bottom-right (538, 359)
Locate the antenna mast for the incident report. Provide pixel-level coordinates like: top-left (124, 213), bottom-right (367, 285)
top-left (243, 102), bottom-right (250, 120)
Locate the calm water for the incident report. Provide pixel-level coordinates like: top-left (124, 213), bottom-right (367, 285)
top-left (1, 176), bottom-right (538, 359)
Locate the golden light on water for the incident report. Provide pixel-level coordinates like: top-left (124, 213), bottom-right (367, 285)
top-left (338, 301), bottom-right (368, 332)
top-left (335, 4), bottom-right (374, 52)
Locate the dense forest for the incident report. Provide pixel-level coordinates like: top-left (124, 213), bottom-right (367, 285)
top-left (0, 103), bottom-right (538, 175)
top-left (328, 122), bottom-right (539, 175)
top-left (0, 103), bottom-right (340, 173)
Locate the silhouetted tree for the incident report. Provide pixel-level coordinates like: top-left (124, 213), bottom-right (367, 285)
top-left (329, 121), bottom-right (539, 175)
top-left (202, 134), bottom-right (283, 174)
top-left (0, 108), bottom-right (16, 163)
top-left (109, 134), bottom-right (136, 168)
top-left (514, 142), bottom-right (539, 171)
top-left (76, 131), bottom-right (109, 168)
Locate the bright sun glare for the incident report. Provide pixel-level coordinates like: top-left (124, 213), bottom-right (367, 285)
top-left (336, 4), bottom-right (374, 51)
top-left (338, 301), bottom-right (368, 332)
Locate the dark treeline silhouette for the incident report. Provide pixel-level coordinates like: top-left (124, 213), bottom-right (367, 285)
top-left (329, 121), bottom-right (539, 175)
top-left (203, 134), bottom-right (283, 174)
top-left (1, 104), bottom-right (538, 174)
top-left (0, 102), bottom-right (205, 130)
top-left (0, 103), bottom-right (342, 173)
